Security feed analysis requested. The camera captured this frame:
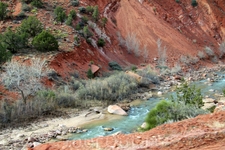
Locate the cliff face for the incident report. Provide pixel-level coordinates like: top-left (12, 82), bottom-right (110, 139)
top-left (114, 0), bottom-right (225, 64)
top-left (80, 0), bottom-right (225, 68)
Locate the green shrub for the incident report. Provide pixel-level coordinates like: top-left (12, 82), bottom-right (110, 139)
top-left (191, 0), bottom-right (198, 7)
top-left (108, 61), bottom-right (123, 71)
top-left (142, 100), bottom-right (208, 131)
top-left (87, 68), bottom-right (94, 79)
top-left (75, 24), bottom-right (81, 30)
top-left (171, 82), bottom-right (204, 108)
top-left (31, 0), bottom-right (43, 8)
top-left (77, 72), bottom-right (138, 101)
top-left (223, 89), bottom-right (225, 96)
top-left (18, 16), bottom-right (43, 38)
top-left (86, 6), bottom-right (94, 14)
top-left (83, 26), bottom-right (93, 39)
top-left (78, 7), bottom-right (86, 13)
top-left (66, 15), bottom-right (73, 26)
top-left (0, 2), bottom-right (8, 20)
top-left (22, 3), bottom-right (31, 12)
top-left (0, 28), bottom-right (27, 53)
top-left (0, 43), bottom-right (11, 64)
top-left (71, 0), bottom-right (79, 7)
top-left (69, 9), bottom-right (77, 19)
top-left (92, 6), bottom-right (99, 22)
top-left (81, 16), bottom-right (88, 24)
top-left (101, 17), bottom-right (108, 28)
top-left (97, 38), bottom-right (105, 47)
top-left (54, 6), bottom-right (67, 22)
top-left (32, 30), bottom-right (58, 52)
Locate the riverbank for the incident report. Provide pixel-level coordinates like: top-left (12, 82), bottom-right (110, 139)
top-left (1, 64), bottom-right (225, 150)
top-left (0, 108), bottom-right (106, 150)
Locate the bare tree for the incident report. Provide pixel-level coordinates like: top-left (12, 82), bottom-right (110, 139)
top-left (219, 41), bottom-right (225, 58)
top-left (1, 58), bottom-right (46, 104)
top-left (125, 33), bottom-right (140, 57)
top-left (117, 32), bottom-right (125, 46)
top-left (157, 39), bottom-right (167, 67)
top-left (143, 44), bottom-right (149, 62)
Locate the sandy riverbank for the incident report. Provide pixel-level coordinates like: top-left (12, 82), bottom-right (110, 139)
top-left (0, 108), bottom-right (107, 150)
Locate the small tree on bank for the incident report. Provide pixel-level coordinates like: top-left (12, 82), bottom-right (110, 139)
top-left (1, 59), bottom-right (46, 104)
top-left (32, 30), bottom-right (59, 52)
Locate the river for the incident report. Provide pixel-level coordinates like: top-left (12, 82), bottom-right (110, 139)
top-left (69, 72), bottom-right (225, 140)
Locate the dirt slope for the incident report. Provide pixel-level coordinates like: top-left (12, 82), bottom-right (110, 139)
top-left (115, 0), bottom-right (225, 64)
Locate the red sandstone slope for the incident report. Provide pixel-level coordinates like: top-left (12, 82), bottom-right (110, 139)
top-left (31, 111), bottom-right (225, 150)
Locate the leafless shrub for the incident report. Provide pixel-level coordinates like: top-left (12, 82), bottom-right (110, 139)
top-left (117, 32), bottom-right (125, 46)
top-left (204, 46), bottom-right (215, 57)
top-left (219, 41), bottom-right (225, 58)
top-left (157, 39), bottom-right (167, 67)
top-left (136, 65), bottom-right (160, 84)
top-left (76, 72), bottom-right (138, 101)
top-left (211, 56), bottom-right (218, 64)
top-left (197, 51), bottom-right (206, 60)
top-left (1, 58), bottom-right (46, 104)
top-left (0, 90), bottom-right (56, 124)
top-left (190, 56), bottom-right (199, 65)
top-left (142, 44), bottom-right (149, 62)
top-left (180, 55), bottom-right (199, 65)
top-left (125, 33), bottom-right (140, 57)
top-left (171, 63), bottom-right (181, 74)
top-left (88, 21), bottom-right (111, 43)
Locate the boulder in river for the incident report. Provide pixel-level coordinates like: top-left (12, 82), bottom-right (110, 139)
top-left (107, 105), bottom-right (128, 116)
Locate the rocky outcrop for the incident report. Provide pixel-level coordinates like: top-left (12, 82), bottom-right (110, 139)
top-left (107, 105), bottom-right (128, 115)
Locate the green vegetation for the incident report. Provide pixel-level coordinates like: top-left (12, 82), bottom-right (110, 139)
top-left (141, 100), bottom-right (208, 131)
top-left (83, 26), bottom-right (93, 39)
top-left (101, 17), bottom-right (108, 28)
top-left (54, 6), bottom-right (67, 22)
top-left (171, 82), bottom-right (204, 108)
top-left (0, 43), bottom-right (11, 64)
top-left (86, 6), bottom-right (94, 14)
top-left (69, 9), bottom-right (77, 19)
top-left (31, 0), bottom-right (44, 8)
top-left (66, 15), bottom-right (73, 26)
top-left (97, 38), bottom-right (105, 47)
top-left (21, 3), bottom-right (31, 12)
top-left (191, 0), bottom-right (198, 7)
top-left (18, 16), bottom-right (43, 38)
top-left (87, 68), bottom-right (94, 79)
top-left (32, 30), bottom-right (59, 52)
top-left (0, 2), bottom-right (8, 20)
top-left (141, 82), bottom-right (207, 131)
top-left (108, 61), bottom-right (123, 71)
top-left (71, 0), bottom-right (79, 7)
top-left (0, 28), bottom-right (27, 53)
top-left (92, 6), bottom-right (99, 22)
